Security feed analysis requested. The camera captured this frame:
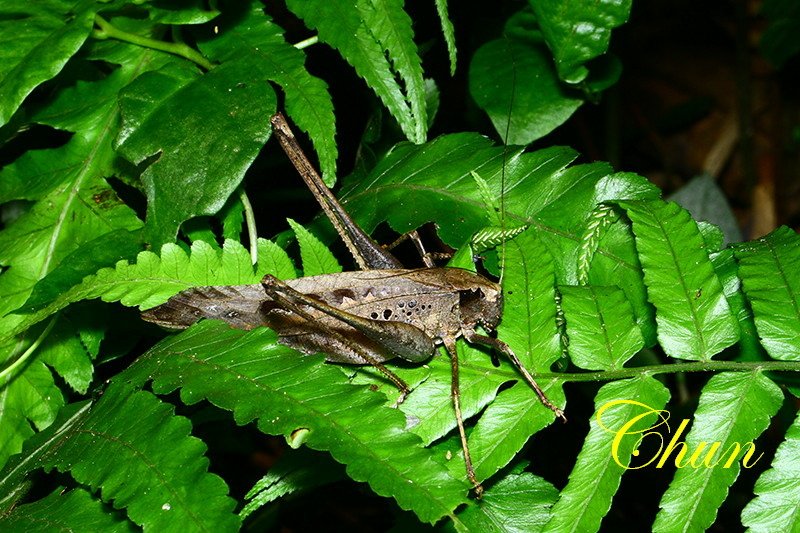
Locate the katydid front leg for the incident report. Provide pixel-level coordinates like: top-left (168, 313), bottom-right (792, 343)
top-left (463, 330), bottom-right (566, 422)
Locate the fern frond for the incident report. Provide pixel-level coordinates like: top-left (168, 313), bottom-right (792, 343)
top-left (0, 384), bottom-right (238, 531)
top-left (122, 321), bottom-right (469, 524)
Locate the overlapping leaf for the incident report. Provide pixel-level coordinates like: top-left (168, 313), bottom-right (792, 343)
top-left (4, 239), bottom-right (293, 339)
top-left (0, 0), bottom-right (96, 126)
top-left (652, 371), bottom-right (783, 532)
top-left (466, 228), bottom-right (565, 482)
top-left (734, 226), bottom-right (800, 360)
top-left (0, 385), bottom-right (239, 531)
top-left (285, 0), bottom-right (427, 142)
top-left (287, 219), bottom-right (342, 276)
top-left (529, 0), bottom-right (632, 84)
top-left (0, 45), bottom-right (153, 467)
top-left (618, 200), bottom-right (738, 360)
top-left (544, 377), bottom-right (670, 533)
top-left (196, 4), bottom-right (337, 183)
top-left (0, 487), bottom-right (134, 532)
top-left (121, 321), bottom-right (469, 523)
top-left (334, 135), bottom-right (660, 348)
top-left (559, 285), bottom-right (644, 370)
top-left (453, 470), bottom-right (560, 532)
top-left (469, 38), bottom-right (582, 144)
top-left (115, 58), bottom-right (276, 246)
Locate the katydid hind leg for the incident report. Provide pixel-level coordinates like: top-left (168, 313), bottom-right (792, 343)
top-left (260, 276), bottom-right (412, 403)
top-left (262, 275), bottom-right (436, 363)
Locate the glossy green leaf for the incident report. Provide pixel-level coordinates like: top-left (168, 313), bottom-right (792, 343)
top-left (399, 343), bottom-right (506, 445)
top-left (123, 321), bottom-right (469, 523)
top-left (618, 200), bottom-right (738, 360)
top-left (115, 60), bottom-right (276, 246)
top-left (21, 229), bottom-right (144, 313)
top-left (0, 350), bottom-right (65, 468)
top-left (335, 137), bottom-right (659, 347)
top-left (529, 0), bottom-right (632, 84)
top-left (469, 38), bottom-right (582, 144)
top-left (544, 376), bottom-right (670, 533)
top-left (0, 0), bottom-right (96, 127)
top-left (559, 285), bottom-right (643, 370)
top-left (37, 307), bottom-right (102, 394)
top-left (0, 385), bottom-right (239, 531)
top-left (285, 0), bottom-right (427, 143)
top-left (741, 409), bottom-right (800, 532)
top-left (734, 226), bottom-right (800, 360)
top-left (0, 487), bottom-right (134, 532)
top-left (653, 372), bottom-right (783, 532)
top-left (711, 248), bottom-right (764, 360)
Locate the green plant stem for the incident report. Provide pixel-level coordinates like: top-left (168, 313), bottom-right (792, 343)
top-left (0, 319), bottom-right (56, 384)
top-left (240, 190), bottom-right (258, 266)
top-left (293, 35), bottom-right (319, 49)
top-left (93, 15), bottom-right (215, 71)
top-left (535, 360), bottom-right (800, 383)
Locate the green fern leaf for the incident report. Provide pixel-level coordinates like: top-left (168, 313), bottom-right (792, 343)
top-left (0, 350), bottom-right (65, 468)
top-left (434, 0), bottom-right (457, 76)
top-left (618, 200), bottom-right (738, 360)
top-left (122, 321), bottom-right (469, 524)
top-left (242, 448), bottom-right (345, 520)
top-left (653, 371), bottom-right (783, 532)
top-left (741, 408), bottom-right (800, 532)
top-left (544, 376), bottom-right (670, 533)
top-left (360, 0), bottom-right (427, 137)
top-left (256, 238), bottom-right (297, 280)
top-left (469, 38), bottom-right (583, 144)
top-left (559, 285), bottom-right (644, 370)
top-left (711, 248), bottom-right (764, 359)
top-left (398, 343), bottom-right (507, 445)
top-left (0, 384), bottom-right (239, 531)
top-left (287, 219), bottom-right (342, 276)
top-left (5, 239), bottom-right (289, 340)
top-left (0, 487), bottom-right (134, 532)
top-left (197, 5), bottom-right (337, 183)
top-left (0, 49), bottom-right (148, 468)
top-left (734, 226), bottom-right (800, 360)
top-left (285, 0), bottom-right (426, 142)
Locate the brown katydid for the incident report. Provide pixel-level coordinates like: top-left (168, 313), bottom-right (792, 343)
top-left (141, 112), bottom-right (565, 497)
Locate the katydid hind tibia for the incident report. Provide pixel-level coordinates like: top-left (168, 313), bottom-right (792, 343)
top-left (141, 112), bottom-right (565, 497)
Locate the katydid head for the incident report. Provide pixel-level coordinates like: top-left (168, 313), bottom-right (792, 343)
top-left (457, 278), bottom-right (504, 333)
